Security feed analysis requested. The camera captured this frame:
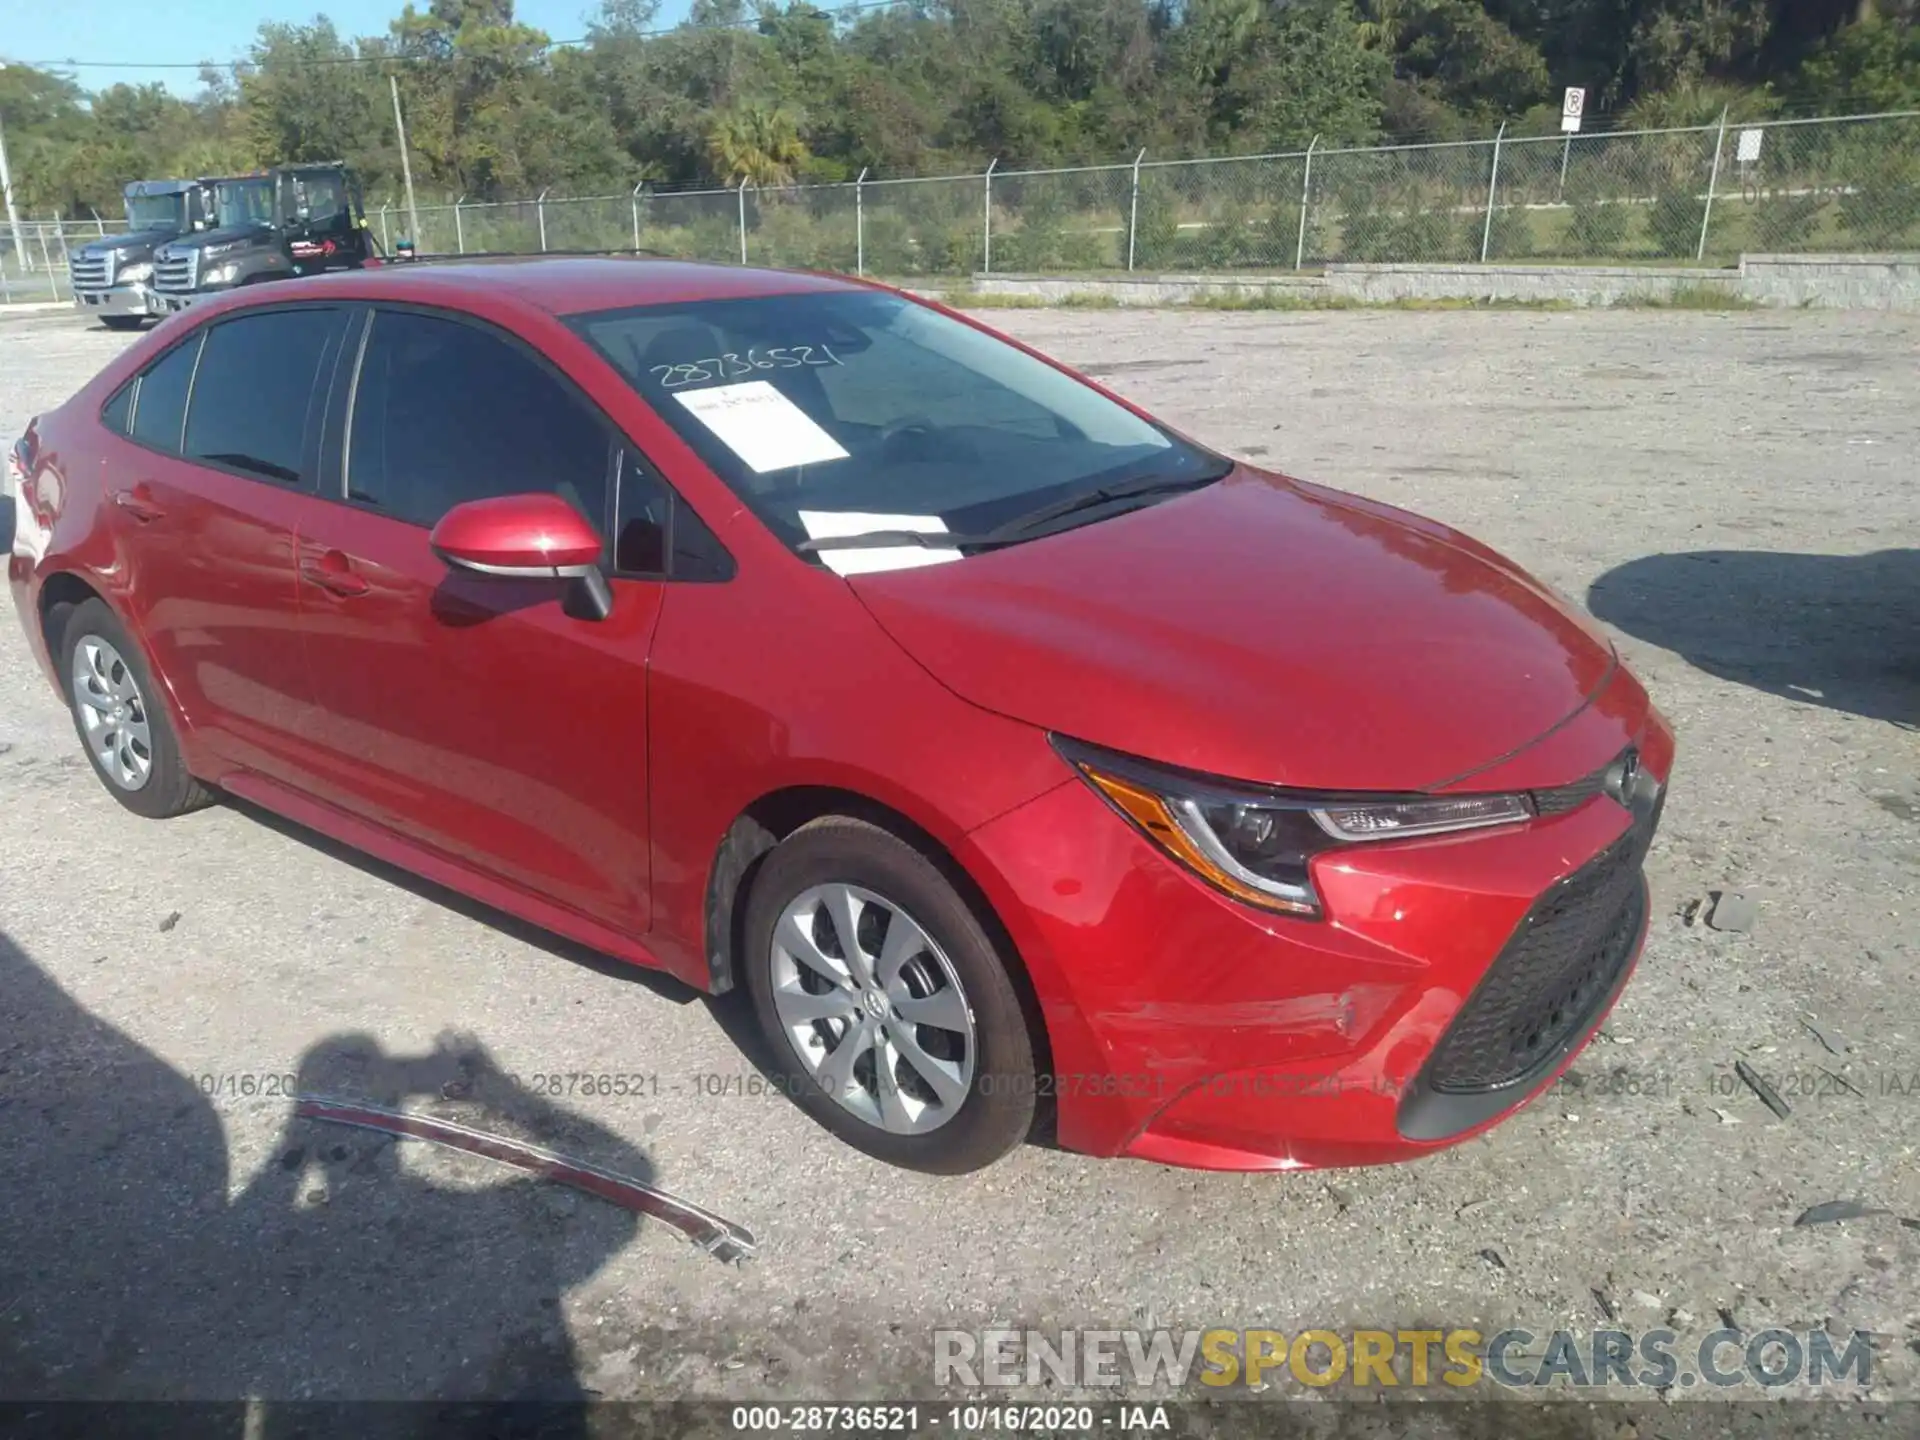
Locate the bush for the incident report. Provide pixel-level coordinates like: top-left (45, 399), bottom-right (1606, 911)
top-left (1646, 192), bottom-right (1705, 257)
top-left (1130, 179), bottom-right (1182, 269)
top-left (1486, 204), bottom-right (1535, 260)
top-left (1567, 195), bottom-right (1629, 256)
top-left (1839, 179), bottom-right (1920, 249)
top-left (1388, 206), bottom-right (1468, 262)
top-left (1749, 193), bottom-right (1826, 252)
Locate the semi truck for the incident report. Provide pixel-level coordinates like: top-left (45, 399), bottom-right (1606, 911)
top-left (65, 178), bottom-right (219, 329)
top-left (149, 163), bottom-right (374, 314)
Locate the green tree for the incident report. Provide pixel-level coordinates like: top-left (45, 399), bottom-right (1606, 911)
top-left (706, 99), bottom-right (810, 185)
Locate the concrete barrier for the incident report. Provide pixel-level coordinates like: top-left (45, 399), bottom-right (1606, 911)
top-left (1736, 252), bottom-right (1920, 310)
top-left (1323, 262), bottom-right (1739, 306)
top-left (964, 253), bottom-right (1920, 310)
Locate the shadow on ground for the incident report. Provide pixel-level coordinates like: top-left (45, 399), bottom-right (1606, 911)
top-left (1588, 548), bottom-right (1920, 727)
top-left (0, 927), bottom-right (655, 1434)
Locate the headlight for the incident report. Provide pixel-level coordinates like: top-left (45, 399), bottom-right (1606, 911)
top-left (1053, 736), bottom-right (1532, 919)
top-left (203, 261), bottom-right (238, 284)
top-left (118, 261), bottom-right (153, 282)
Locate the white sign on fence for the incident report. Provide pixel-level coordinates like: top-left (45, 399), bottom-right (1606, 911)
top-left (1736, 128), bottom-right (1764, 163)
top-left (1561, 87), bottom-right (1586, 133)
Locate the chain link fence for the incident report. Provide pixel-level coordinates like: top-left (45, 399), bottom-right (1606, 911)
top-left (6, 109), bottom-right (1916, 303)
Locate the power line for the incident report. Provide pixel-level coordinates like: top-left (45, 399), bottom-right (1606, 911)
top-left (11, 0), bottom-right (913, 73)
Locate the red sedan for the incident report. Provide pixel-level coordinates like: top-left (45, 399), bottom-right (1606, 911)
top-left (8, 259), bottom-right (1671, 1173)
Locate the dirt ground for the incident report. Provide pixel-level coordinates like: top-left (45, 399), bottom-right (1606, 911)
top-left (1, 302), bottom-right (1915, 1434)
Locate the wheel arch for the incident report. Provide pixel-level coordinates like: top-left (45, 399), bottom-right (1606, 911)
top-left (703, 785), bottom-right (1054, 1079)
top-left (37, 570), bottom-right (109, 693)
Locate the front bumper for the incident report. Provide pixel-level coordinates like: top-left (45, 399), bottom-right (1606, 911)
top-left (959, 700), bottom-right (1673, 1172)
top-left (71, 284), bottom-right (154, 319)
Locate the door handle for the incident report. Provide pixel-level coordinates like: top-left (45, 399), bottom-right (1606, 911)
top-left (302, 550), bottom-right (371, 597)
top-left (112, 486), bottom-right (165, 523)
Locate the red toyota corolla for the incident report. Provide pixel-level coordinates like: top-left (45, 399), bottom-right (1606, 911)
top-left (8, 259), bottom-right (1671, 1174)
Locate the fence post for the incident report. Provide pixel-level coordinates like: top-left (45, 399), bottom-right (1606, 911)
top-left (537, 188), bottom-right (550, 252)
top-left (1127, 148), bottom-right (1146, 272)
top-left (379, 206), bottom-right (391, 253)
top-left (53, 217), bottom-right (70, 281)
top-left (738, 180), bottom-right (748, 264)
top-left (1296, 135), bottom-right (1319, 271)
top-left (1697, 106), bottom-right (1729, 263)
top-left (631, 181), bottom-right (644, 254)
top-left (983, 158), bottom-right (998, 275)
top-left (1480, 122), bottom-right (1507, 264)
top-left (454, 195), bottom-right (466, 254)
top-left (855, 167), bottom-right (868, 276)
top-left (38, 221), bottom-right (58, 298)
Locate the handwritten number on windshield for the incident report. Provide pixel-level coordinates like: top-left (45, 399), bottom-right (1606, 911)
top-left (650, 345), bottom-right (844, 388)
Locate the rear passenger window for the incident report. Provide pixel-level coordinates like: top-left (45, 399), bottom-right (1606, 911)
top-left (101, 383), bottom-right (134, 437)
top-left (129, 334), bottom-right (202, 454)
top-left (185, 308), bottom-right (343, 485)
top-left (347, 309), bottom-right (610, 533)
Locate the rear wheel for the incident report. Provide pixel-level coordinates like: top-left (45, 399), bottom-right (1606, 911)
top-left (59, 599), bottom-right (209, 818)
top-left (742, 817), bottom-right (1036, 1173)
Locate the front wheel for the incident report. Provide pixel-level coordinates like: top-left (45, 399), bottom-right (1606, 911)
top-left (742, 817), bottom-right (1037, 1173)
top-left (100, 315), bottom-right (145, 332)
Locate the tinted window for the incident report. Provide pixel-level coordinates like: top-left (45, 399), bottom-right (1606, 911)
top-left (101, 382), bottom-right (134, 437)
top-left (575, 290), bottom-right (1226, 557)
top-left (348, 309), bottom-right (610, 534)
top-left (613, 449), bottom-right (730, 580)
top-left (129, 334), bottom-right (202, 454)
top-left (184, 308), bottom-right (344, 485)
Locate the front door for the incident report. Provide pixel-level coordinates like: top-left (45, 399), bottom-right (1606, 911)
top-left (293, 306), bottom-right (662, 934)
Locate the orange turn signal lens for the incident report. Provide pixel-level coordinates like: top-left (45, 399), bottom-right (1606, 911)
top-left (1079, 765), bottom-right (1319, 916)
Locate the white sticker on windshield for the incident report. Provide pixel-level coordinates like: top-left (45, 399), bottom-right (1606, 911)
top-left (798, 510), bottom-right (962, 578)
top-left (673, 380), bottom-right (850, 474)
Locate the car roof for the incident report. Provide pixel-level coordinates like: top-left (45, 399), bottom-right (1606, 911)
top-left (286, 256), bottom-right (868, 317)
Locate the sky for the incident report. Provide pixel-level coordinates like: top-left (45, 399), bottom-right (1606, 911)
top-left (0, 0), bottom-right (694, 95)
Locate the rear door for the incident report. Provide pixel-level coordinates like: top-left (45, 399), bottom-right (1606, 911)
top-left (103, 304), bottom-right (351, 781)
top-left (292, 305), bottom-right (667, 934)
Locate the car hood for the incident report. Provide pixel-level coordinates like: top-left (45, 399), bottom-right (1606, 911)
top-left (848, 468), bottom-right (1617, 792)
top-left (160, 225), bottom-right (266, 254)
top-left (80, 230), bottom-right (179, 257)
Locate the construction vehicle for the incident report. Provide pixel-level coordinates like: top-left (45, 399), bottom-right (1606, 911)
top-left (66, 178), bottom-right (219, 330)
top-left (149, 163), bottom-right (374, 314)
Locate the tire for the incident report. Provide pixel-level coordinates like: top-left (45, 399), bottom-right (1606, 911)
top-left (100, 315), bottom-right (145, 332)
top-left (742, 816), bottom-right (1036, 1173)
top-left (59, 598), bottom-right (210, 818)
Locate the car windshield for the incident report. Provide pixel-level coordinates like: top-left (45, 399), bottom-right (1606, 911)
top-left (214, 179), bottom-right (274, 230)
top-left (125, 194), bottom-right (186, 232)
top-left (576, 289), bottom-right (1228, 558)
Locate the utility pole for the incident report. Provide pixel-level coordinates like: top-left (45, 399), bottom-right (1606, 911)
top-left (0, 64), bottom-right (32, 276)
top-left (389, 72), bottom-right (421, 252)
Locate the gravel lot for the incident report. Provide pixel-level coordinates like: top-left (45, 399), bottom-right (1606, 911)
top-left (1, 302), bottom-right (1916, 1430)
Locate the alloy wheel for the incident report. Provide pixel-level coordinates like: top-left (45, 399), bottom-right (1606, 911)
top-left (769, 882), bottom-right (977, 1134)
top-left (71, 635), bottom-right (154, 792)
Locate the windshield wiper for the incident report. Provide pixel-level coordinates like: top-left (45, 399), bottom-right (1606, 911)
top-left (985, 467), bottom-right (1228, 540)
top-left (796, 464), bottom-right (1232, 558)
top-left (796, 529), bottom-right (1008, 554)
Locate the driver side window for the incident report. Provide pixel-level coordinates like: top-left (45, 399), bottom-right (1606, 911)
top-left (346, 309), bottom-right (612, 549)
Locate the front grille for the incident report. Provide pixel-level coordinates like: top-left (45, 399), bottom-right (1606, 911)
top-left (154, 250), bottom-right (197, 294)
top-left (69, 253), bottom-right (113, 293)
top-left (1529, 758), bottom-right (1613, 816)
top-left (1423, 798), bottom-right (1660, 1094)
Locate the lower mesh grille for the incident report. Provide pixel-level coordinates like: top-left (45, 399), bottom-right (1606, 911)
top-left (1424, 803), bottom-right (1658, 1094)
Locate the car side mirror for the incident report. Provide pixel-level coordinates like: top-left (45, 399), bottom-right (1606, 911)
top-left (429, 493), bottom-right (613, 621)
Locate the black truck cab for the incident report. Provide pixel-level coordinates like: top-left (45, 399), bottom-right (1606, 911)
top-left (150, 164), bottom-right (372, 314)
top-left (67, 178), bottom-right (218, 329)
